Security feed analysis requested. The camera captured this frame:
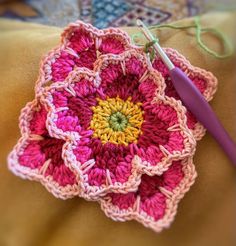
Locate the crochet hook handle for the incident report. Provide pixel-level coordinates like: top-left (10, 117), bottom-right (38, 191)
top-left (137, 19), bottom-right (236, 166)
top-left (170, 67), bottom-right (236, 166)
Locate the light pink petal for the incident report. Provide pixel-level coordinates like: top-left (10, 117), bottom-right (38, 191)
top-left (109, 192), bottom-right (136, 210)
top-left (8, 136), bottom-right (80, 199)
top-left (51, 51), bottom-right (76, 82)
top-left (63, 138), bottom-right (141, 200)
top-left (44, 71), bottom-right (99, 139)
top-left (18, 139), bottom-right (46, 169)
top-left (99, 36), bottom-right (126, 54)
top-left (136, 99), bottom-right (194, 175)
top-left (96, 51), bottom-right (164, 103)
top-left (100, 158), bottom-right (197, 232)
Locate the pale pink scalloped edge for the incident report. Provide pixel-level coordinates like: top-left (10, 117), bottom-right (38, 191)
top-left (35, 20), bottom-right (133, 95)
top-left (100, 157), bottom-right (197, 233)
top-left (7, 99), bottom-right (81, 200)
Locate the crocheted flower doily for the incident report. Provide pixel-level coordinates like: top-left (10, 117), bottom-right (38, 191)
top-left (8, 21), bottom-right (217, 232)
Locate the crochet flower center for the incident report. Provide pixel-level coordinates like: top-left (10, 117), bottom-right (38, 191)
top-left (109, 111), bottom-right (128, 131)
top-left (90, 97), bottom-right (143, 145)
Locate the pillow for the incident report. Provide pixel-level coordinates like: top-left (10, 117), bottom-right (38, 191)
top-left (0, 12), bottom-right (235, 245)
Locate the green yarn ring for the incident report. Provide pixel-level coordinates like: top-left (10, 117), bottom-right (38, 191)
top-left (109, 111), bottom-right (128, 131)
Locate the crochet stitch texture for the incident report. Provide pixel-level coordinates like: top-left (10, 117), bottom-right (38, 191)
top-left (8, 21), bottom-right (217, 232)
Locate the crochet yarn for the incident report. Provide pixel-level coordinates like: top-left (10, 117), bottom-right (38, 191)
top-left (8, 20), bottom-right (217, 232)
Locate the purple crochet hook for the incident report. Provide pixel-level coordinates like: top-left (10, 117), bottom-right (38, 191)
top-left (137, 19), bottom-right (236, 166)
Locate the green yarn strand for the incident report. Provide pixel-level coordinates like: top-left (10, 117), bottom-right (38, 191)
top-left (131, 16), bottom-right (234, 59)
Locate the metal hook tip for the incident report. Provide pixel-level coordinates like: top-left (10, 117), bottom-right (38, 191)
top-left (136, 19), bottom-right (145, 27)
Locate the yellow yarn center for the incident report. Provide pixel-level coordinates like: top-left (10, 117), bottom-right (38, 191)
top-left (90, 97), bottom-right (144, 145)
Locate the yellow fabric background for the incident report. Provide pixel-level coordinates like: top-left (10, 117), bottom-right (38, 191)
top-left (0, 12), bottom-right (236, 246)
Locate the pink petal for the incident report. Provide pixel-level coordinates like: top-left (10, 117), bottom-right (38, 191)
top-left (110, 192), bottom-right (136, 210)
top-left (99, 36), bottom-right (126, 54)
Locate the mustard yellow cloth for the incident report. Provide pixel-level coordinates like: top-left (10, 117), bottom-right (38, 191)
top-left (0, 12), bottom-right (236, 246)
